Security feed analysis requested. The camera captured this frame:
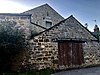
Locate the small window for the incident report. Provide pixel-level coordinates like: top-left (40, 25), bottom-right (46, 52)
top-left (46, 21), bottom-right (52, 28)
top-left (47, 12), bottom-right (49, 16)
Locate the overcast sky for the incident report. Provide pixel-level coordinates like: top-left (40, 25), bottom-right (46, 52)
top-left (0, 0), bottom-right (100, 31)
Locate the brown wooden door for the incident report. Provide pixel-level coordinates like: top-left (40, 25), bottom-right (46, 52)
top-left (58, 41), bottom-right (84, 66)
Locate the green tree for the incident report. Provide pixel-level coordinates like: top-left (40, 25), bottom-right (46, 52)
top-left (0, 21), bottom-right (30, 72)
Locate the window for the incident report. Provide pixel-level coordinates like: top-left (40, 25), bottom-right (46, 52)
top-left (47, 12), bottom-right (49, 16)
top-left (46, 21), bottom-right (52, 28)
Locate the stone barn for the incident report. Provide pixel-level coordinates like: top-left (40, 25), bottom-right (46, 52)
top-left (29, 15), bottom-right (100, 70)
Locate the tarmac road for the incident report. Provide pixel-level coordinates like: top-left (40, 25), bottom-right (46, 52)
top-left (52, 66), bottom-right (100, 75)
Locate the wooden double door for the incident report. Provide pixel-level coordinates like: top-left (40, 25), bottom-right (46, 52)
top-left (58, 41), bottom-right (84, 66)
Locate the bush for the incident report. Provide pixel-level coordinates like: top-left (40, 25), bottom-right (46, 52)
top-left (0, 21), bottom-right (30, 72)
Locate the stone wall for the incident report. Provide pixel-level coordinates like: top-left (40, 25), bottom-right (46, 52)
top-left (30, 24), bottom-right (46, 34)
top-left (0, 14), bottom-right (31, 27)
top-left (83, 41), bottom-right (100, 65)
top-left (29, 33), bottom-right (58, 69)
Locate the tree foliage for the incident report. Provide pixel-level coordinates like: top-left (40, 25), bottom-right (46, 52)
top-left (0, 21), bottom-right (30, 72)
